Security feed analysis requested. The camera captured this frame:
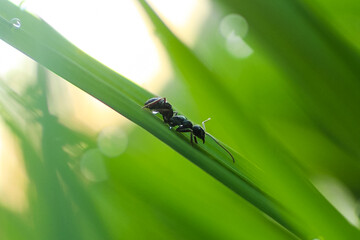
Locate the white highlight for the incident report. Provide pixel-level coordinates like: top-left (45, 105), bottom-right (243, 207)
top-left (220, 14), bottom-right (253, 59)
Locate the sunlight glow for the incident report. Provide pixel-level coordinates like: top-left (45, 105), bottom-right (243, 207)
top-left (9, 0), bottom-right (165, 85)
top-left (0, 123), bottom-right (28, 212)
top-left (5, 0), bottom-right (209, 84)
top-left (147, 0), bottom-right (211, 46)
top-left (0, 41), bottom-right (27, 76)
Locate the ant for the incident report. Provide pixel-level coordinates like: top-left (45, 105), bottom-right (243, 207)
top-left (143, 97), bottom-right (235, 163)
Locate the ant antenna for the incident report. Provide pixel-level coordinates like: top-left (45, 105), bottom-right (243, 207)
top-left (202, 118), bottom-right (235, 163)
top-left (206, 133), bottom-right (235, 163)
top-left (202, 118), bottom-right (211, 132)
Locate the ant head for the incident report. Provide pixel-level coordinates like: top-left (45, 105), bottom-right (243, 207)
top-left (193, 125), bottom-right (205, 143)
top-left (192, 118), bottom-right (210, 143)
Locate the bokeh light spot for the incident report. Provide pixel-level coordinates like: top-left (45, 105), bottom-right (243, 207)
top-left (80, 149), bottom-right (108, 182)
top-left (220, 14), bottom-right (253, 59)
top-left (226, 31), bottom-right (253, 58)
top-left (220, 14), bottom-right (248, 39)
top-left (97, 126), bottom-right (128, 158)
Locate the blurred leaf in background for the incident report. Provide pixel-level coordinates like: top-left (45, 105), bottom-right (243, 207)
top-left (0, 0), bottom-right (360, 239)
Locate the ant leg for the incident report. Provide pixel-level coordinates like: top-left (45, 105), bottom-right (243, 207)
top-left (194, 136), bottom-right (198, 144)
top-left (176, 127), bottom-right (194, 145)
top-left (206, 132), bottom-right (235, 163)
top-left (176, 126), bottom-right (192, 133)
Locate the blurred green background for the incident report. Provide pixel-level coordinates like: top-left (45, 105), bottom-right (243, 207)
top-left (0, 0), bottom-right (360, 239)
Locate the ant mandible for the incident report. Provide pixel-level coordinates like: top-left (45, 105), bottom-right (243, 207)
top-left (143, 97), bottom-right (235, 163)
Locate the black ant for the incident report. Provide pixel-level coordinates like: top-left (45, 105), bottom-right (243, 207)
top-left (143, 97), bottom-right (235, 162)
